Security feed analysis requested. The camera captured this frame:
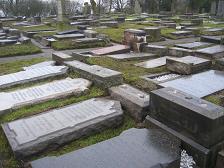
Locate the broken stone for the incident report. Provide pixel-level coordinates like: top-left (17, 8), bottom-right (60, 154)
top-left (2, 98), bottom-right (122, 158)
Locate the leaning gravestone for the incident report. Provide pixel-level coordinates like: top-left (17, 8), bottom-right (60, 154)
top-left (159, 70), bottom-right (224, 98)
top-left (2, 98), bottom-right (123, 158)
top-left (0, 66), bottom-right (68, 89)
top-left (0, 78), bottom-right (91, 116)
top-left (29, 128), bottom-right (180, 168)
top-left (109, 84), bottom-right (150, 122)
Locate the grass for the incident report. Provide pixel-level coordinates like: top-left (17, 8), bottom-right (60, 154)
top-left (161, 28), bottom-right (178, 39)
top-left (0, 43), bottom-right (42, 58)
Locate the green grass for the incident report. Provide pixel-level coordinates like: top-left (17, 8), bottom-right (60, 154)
top-left (0, 43), bottom-right (42, 58)
top-left (161, 28), bottom-right (177, 39)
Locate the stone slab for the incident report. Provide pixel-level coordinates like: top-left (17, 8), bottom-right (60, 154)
top-left (166, 56), bottom-right (211, 75)
top-left (216, 150), bottom-right (224, 168)
top-left (107, 52), bottom-right (156, 61)
top-left (52, 52), bottom-right (74, 65)
top-left (23, 61), bottom-right (56, 70)
top-left (135, 56), bottom-right (172, 69)
top-left (168, 47), bottom-right (193, 57)
top-left (65, 61), bottom-right (123, 88)
top-left (175, 42), bottom-right (213, 50)
top-left (0, 66), bottom-right (68, 89)
top-left (56, 30), bottom-right (80, 35)
top-left (0, 78), bottom-right (91, 116)
top-left (2, 98), bottom-right (123, 158)
top-left (29, 128), bottom-right (180, 168)
top-left (171, 31), bottom-right (192, 36)
top-left (159, 70), bottom-right (224, 98)
top-left (200, 35), bottom-right (223, 44)
top-left (53, 34), bottom-right (85, 40)
top-left (196, 45), bottom-right (224, 59)
top-left (143, 45), bottom-right (168, 56)
top-left (0, 39), bottom-right (17, 46)
top-left (109, 84), bottom-right (150, 122)
top-left (149, 87), bottom-right (224, 148)
top-left (90, 45), bottom-right (130, 56)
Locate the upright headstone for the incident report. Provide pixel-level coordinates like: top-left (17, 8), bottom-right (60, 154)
top-left (57, 0), bottom-right (64, 22)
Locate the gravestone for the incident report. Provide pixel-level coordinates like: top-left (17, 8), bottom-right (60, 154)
top-left (143, 45), bottom-right (168, 56)
top-left (159, 70), bottom-right (224, 98)
top-left (90, 45), bottom-right (130, 56)
top-left (142, 27), bottom-right (161, 42)
top-left (107, 52), bottom-right (156, 61)
top-left (200, 35), bottom-right (223, 44)
top-left (0, 78), bottom-right (91, 116)
top-left (65, 61), bottom-right (123, 88)
top-left (0, 21), bottom-right (2, 29)
top-left (57, 30), bottom-right (80, 35)
top-left (29, 128), bottom-right (180, 168)
top-left (191, 18), bottom-right (203, 26)
top-left (0, 66), bottom-right (68, 89)
top-left (216, 150), bottom-right (224, 168)
top-left (53, 34), bottom-right (85, 40)
top-left (0, 39), bottom-right (17, 46)
top-left (211, 1), bottom-right (217, 15)
top-left (83, 30), bottom-right (98, 38)
top-left (109, 84), bottom-right (150, 122)
top-left (196, 45), bottom-right (224, 59)
top-left (33, 16), bottom-right (41, 25)
top-left (214, 58), bottom-right (224, 70)
top-left (217, 0), bottom-right (224, 17)
top-left (2, 98), bottom-right (123, 158)
top-left (52, 52), bottom-right (74, 65)
top-left (175, 42), bottom-right (213, 50)
top-left (100, 21), bottom-right (118, 28)
top-left (135, 56), bottom-right (172, 69)
top-left (23, 61), bottom-right (56, 70)
top-left (203, 28), bottom-right (224, 35)
top-left (171, 31), bottom-right (193, 38)
top-left (166, 56), bottom-right (211, 74)
top-left (168, 47), bottom-right (193, 57)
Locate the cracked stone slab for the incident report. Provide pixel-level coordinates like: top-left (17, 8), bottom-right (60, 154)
top-left (0, 66), bottom-right (68, 89)
top-left (109, 84), bottom-right (150, 122)
top-left (23, 61), bottom-right (56, 70)
top-left (0, 78), bottom-right (91, 116)
top-left (29, 128), bottom-right (180, 168)
top-left (2, 98), bottom-right (123, 158)
top-left (65, 60), bottom-right (123, 88)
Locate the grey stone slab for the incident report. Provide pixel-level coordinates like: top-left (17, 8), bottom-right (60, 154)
top-left (109, 84), bottom-right (150, 122)
top-left (0, 78), bottom-right (91, 116)
top-left (74, 38), bottom-right (101, 44)
top-left (215, 58), bottom-right (224, 70)
top-left (196, 45), bottom-right (224, 59)
top-left (83, 30), bottom-right (98, 38)
top-left (166, 56), bottom-right (211, 75)
top-left (168, 47), bottom-right (193, 57)
top-left (65, 61), bottom-right (123, 88)
top-left (52, 52), bottom-right (74, 65)
top-left (175, 42), bottom-right (213, 50)
top-left (149, 87), bottom-right (224, 148)
top-left (23, 61), bottom-right (56, 70)
top-left (143, 45), bottom-right (168, 56)
top-left (159, 70), bottom-right (224, 98)
top-left (0, 66), bottom-right (68, 89)
top-left (0, 39), bottom-right (17, 46)
top-left (2, 98), bottom-right (123, 158)
top-left (30, 128), bottom-right (180, 168)
top-left (56, 30), bottom-right (80, 35)
top-left (90, 45), bottom-right (130, 56)
top-left (107, 52), bottom-right (156, 61)
top-left (135, 56), bottom-right (172, 69)
top-left (53, 34), bottom-right (85, 40)
top-left (200, 35), bottom-right (224, 44)
top-left (171, 31), bottom-right (192, 36)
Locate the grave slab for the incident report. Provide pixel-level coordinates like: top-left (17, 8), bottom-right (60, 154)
top-left (56, 30), bottom-right (80, 35)
top-left (23, 61), bottom-right (56, 70)
top-left (29, 128), bottom-right (180, 168)
top-left (52, 52), bottom-right (74, 65)
top-left (2, 98), bottom-right (123, 158)
top-left (135, 56), bottom-right (172, 69)
top-left (0, 39), bottom-right (17, 46)
top-left (168, 47), bottom-right (193, 57)
top-left (143, 45), bottom-right (168, 56)
top-left (200, 35), bottom-right (223, 44)
top-left (90, 45), bottom-right (130, 56)
top-left (0, 78), bottom-right (91, 116)
top-left (166, 56), bottom-right (211, 75)
top-left (0, 66), bottom-right (68, 89)
top-left (107, 52), bottom-right (156, 61)
top-left (109, 84), bottom-right (150, 122)
top-left (214, 58), bottom-right (224, 70)
top-left (175, 42), bottom-right (213, 50)
top-left (65, 61), bottom-right (123, 88)
top-left (159, 70), bottom-right (224, 98)
top-left (53, 34), bottom-right (85, 40)
top-left (196, 45), bottom-right (224, 59)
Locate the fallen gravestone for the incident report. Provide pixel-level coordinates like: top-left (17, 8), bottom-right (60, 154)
top-left (53, 34), bottom-right (85, 40)
top-left (52, 52), bottom-right (74, 65)
top-left (135, 56), bottom-right (172, 69)
top-left (109, 84), bottom-right (150, 122)
top-left (0, 78), bottom-right (91, 116)
top-left (166, 56), bottom-right (211, 75)
top-left (29, 128), bottom-right (180, 168)
top-left (56, 30), bottom-right (80, 35)
top-left (0, 39), bottom-right (17, 46)
top-left (2, 98), bottom-right (123, 158)
top-left (65, 60), bottom-right (123, 88)
top-left (159, 70), bottom-right (224, 98)
top-left (196, 45), bottom-right (224, 59)
top-left (0, 66), bottom-right (68, 89)
top-left (23, 61), bottom-right (56, 70)
top-left (90, 45), bottom-right (130, 56)
top-left (107, 52), bottom-right (156, 61)
top-left (175, 42), bottom-right (213, 50)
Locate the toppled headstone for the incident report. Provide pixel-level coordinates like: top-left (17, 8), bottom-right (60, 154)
top-left (52, 52), bottom-right (74, 65)
top-left (2, 98), bottom-right (123, 158)
top-left (196, 45), bottom-right (224, 59)
top-left (0, 78), bottom-right (91, 116)
top-left (23, 61), bottom-right (56, 70)
top-left (107, 52), bottom-right (156, 61)
top-left (91, 45), bottom-right (130, 56)
top-left (175, 42), bottom-right (213, 50)
top-left (109, 84), bottom-right (150, 122)
top-left (166, 56), bottom-right (211, 75)
top-left (135, 56), bottom-right (172, 69)
top-left (0, 66), bottom-right (68, 89)
top-left (65, 60), bottom-right (123, 88)
top-left (29, 128), bottom-right (180, 168)
top-left (57, 30), bottom-right (80, 35)
top-left (159, 70), bottom-right (224, 98)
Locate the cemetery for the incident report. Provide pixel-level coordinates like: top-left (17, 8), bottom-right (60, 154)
top-left (0, 0), bottom-right (224, 168)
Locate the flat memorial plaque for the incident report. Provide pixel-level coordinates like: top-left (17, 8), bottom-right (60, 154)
top-left (0, 66), bottom-right (68, 89)
top-left (0, 78), bottom-right (91, 115)
top-left (2, 98), bottom-right (123, 158)
top-left (159, 70), bottom-right (224, 98)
